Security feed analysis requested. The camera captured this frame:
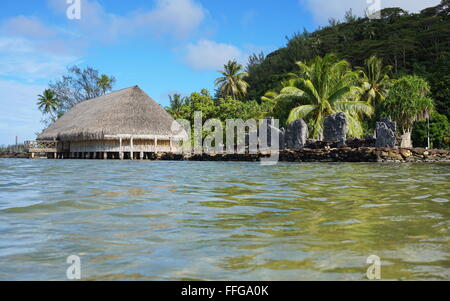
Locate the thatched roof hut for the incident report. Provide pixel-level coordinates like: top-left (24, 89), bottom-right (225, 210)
top-left (38, 85), bottom-right (182, 142)
top-left (36, 86), bottom-right (186, 159)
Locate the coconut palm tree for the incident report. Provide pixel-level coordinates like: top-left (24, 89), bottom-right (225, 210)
top-left (37, 89), bottom-right (59, 120)
top-left (382, 75), bottom-right (434, 147)
top-left (167, 93), bottom-right (187, 119)
top-left (359, 56), bottom-right (392, 107)
top-left (275, 54), bottom-right (373, 139)
top-left (97, 74), bottom-right (116, 95)
top-left (214, 60), bottom-right (249, 99)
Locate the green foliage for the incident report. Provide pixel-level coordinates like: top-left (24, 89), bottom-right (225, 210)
top-left (381, 75), bottom-right (434, 138)
top-left (166, 93), bottom-right (188, 120)
top-left (412, 112), bottom-right (450, 149)
top-left (44, 66), bottom-right (116, 125)
top-left (37, 89), bottom-right (59, 121)
top-left (241, 1), bottom-right (449, 147)
top-left (166, 89), bottom-right (267, 124)
top-left (359, 56), bottom-right (392, 108)
top-left (244, 1), bottom-right (449, 114)
top-left (267, 54), bottom-right (373, 138)
top-left (428, 72), bottom-right (450, 120)
top-left (96, 74), bottom-right (116, 95)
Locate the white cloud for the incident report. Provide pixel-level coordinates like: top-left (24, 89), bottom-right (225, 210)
top-left (299, 0), bottom-right (442, 24)
top-left (1, 16), bottom-right (56, 39)
top-left (0, 14), bottom-right (84, 81)
top-left (0, 0), bottom-right (207, 81)
top-left (0, 79), bottom-right (46, 145)
top-left (0, 36), bottom-right (81, 81)
top-left (138, 0), bottom-right (206, 38)
top-left (47, 0), bottom-right (206, 42)
top-left (185, 39), bottom-right (246, 71)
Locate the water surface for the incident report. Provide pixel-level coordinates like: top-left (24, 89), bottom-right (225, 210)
top-left (0, 159), bottom-right (449, 280)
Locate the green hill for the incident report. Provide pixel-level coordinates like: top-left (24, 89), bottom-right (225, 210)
top-left (245, 1), bottom-right (450, 121)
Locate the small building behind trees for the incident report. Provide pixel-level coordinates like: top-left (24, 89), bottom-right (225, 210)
top-left (27, 86), bottom-right (186, 159)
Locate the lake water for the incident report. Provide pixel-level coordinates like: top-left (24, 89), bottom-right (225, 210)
top-left (0, 159), bottom-right (449, 280)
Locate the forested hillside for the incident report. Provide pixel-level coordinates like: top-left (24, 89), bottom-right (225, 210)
top-left (245, 1), bottom-right (450, 121)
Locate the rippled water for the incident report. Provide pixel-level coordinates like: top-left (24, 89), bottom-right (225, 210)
top-left (0, 159), bottom-right (449, 280)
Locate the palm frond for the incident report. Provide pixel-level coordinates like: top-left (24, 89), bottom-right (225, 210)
top-left (287, 105), bottom-right (317, 123)
top-left (334, 101), bottom-right (374, 117)
top-left (346, 114), bottom-right (365, 138)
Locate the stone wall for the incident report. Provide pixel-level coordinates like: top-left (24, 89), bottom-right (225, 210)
top-left (11, 146), bottom-right (449, 163)
top-left (155, 148), bottom-right (450, 163)
top-left (302, 138), bottom-right (376, 149)
top-left (0, 152), bottom-right (29, 159)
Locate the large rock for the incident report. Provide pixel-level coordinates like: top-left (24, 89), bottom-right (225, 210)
top-left (324, 113), bottom-right (348, 146)
top-left (285, 119), bottom-right (308, 149)
top-left (379, 117), bottom-right (396, 133)
top-left (376, 117), bottom-right (397, 148)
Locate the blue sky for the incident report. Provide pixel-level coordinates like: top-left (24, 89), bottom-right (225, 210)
top-left (0, 0), bottom-right (440, 145)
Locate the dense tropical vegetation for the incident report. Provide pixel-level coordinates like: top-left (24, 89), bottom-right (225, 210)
top-left (167, 1), bottom-right (449, 148)
top-left (275, 54), bottom-right (373, 139)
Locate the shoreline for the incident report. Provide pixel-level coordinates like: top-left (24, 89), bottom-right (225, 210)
top-left (2, 147), bottom-right (450, 163)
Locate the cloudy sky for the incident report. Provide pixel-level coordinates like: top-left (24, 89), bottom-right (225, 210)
top-left (0, 0), bottom-right (440, 145)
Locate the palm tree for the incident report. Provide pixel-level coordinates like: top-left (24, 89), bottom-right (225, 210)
top-left (37, 89), bottom-right (59, 120)
top-left (359, 56), bottom-right (392, 107)
top-left (275, 54), bottom-right (373, 139)
top-left (214, 60), bottom-right (249, 99)
top-left (167, 93), bottom-right (186, 119)
top-left (97, 74), bottom-right (116, 95)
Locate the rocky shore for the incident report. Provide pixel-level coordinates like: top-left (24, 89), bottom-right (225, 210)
top-left (155, 147), bottom-right (450, 163)
top-left (3, 147), bottom-right (449, 163)
top-left (0, 152), bottom-right (30, 159)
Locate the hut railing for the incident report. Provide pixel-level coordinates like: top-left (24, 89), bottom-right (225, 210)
top-left (24, 140), bottom-right (57, 153)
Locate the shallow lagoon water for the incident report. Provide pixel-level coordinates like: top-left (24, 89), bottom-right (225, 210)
top-left (0, 159), bottom-right (449, 280)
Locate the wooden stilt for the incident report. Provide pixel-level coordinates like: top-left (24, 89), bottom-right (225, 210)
top-left (130, 138), bottom-right (134, 160)
top-left (119, 138), bottom-right (124, 160)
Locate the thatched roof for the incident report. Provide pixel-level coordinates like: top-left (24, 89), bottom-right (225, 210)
top-left (38, 86), bottom-right (185, 141)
